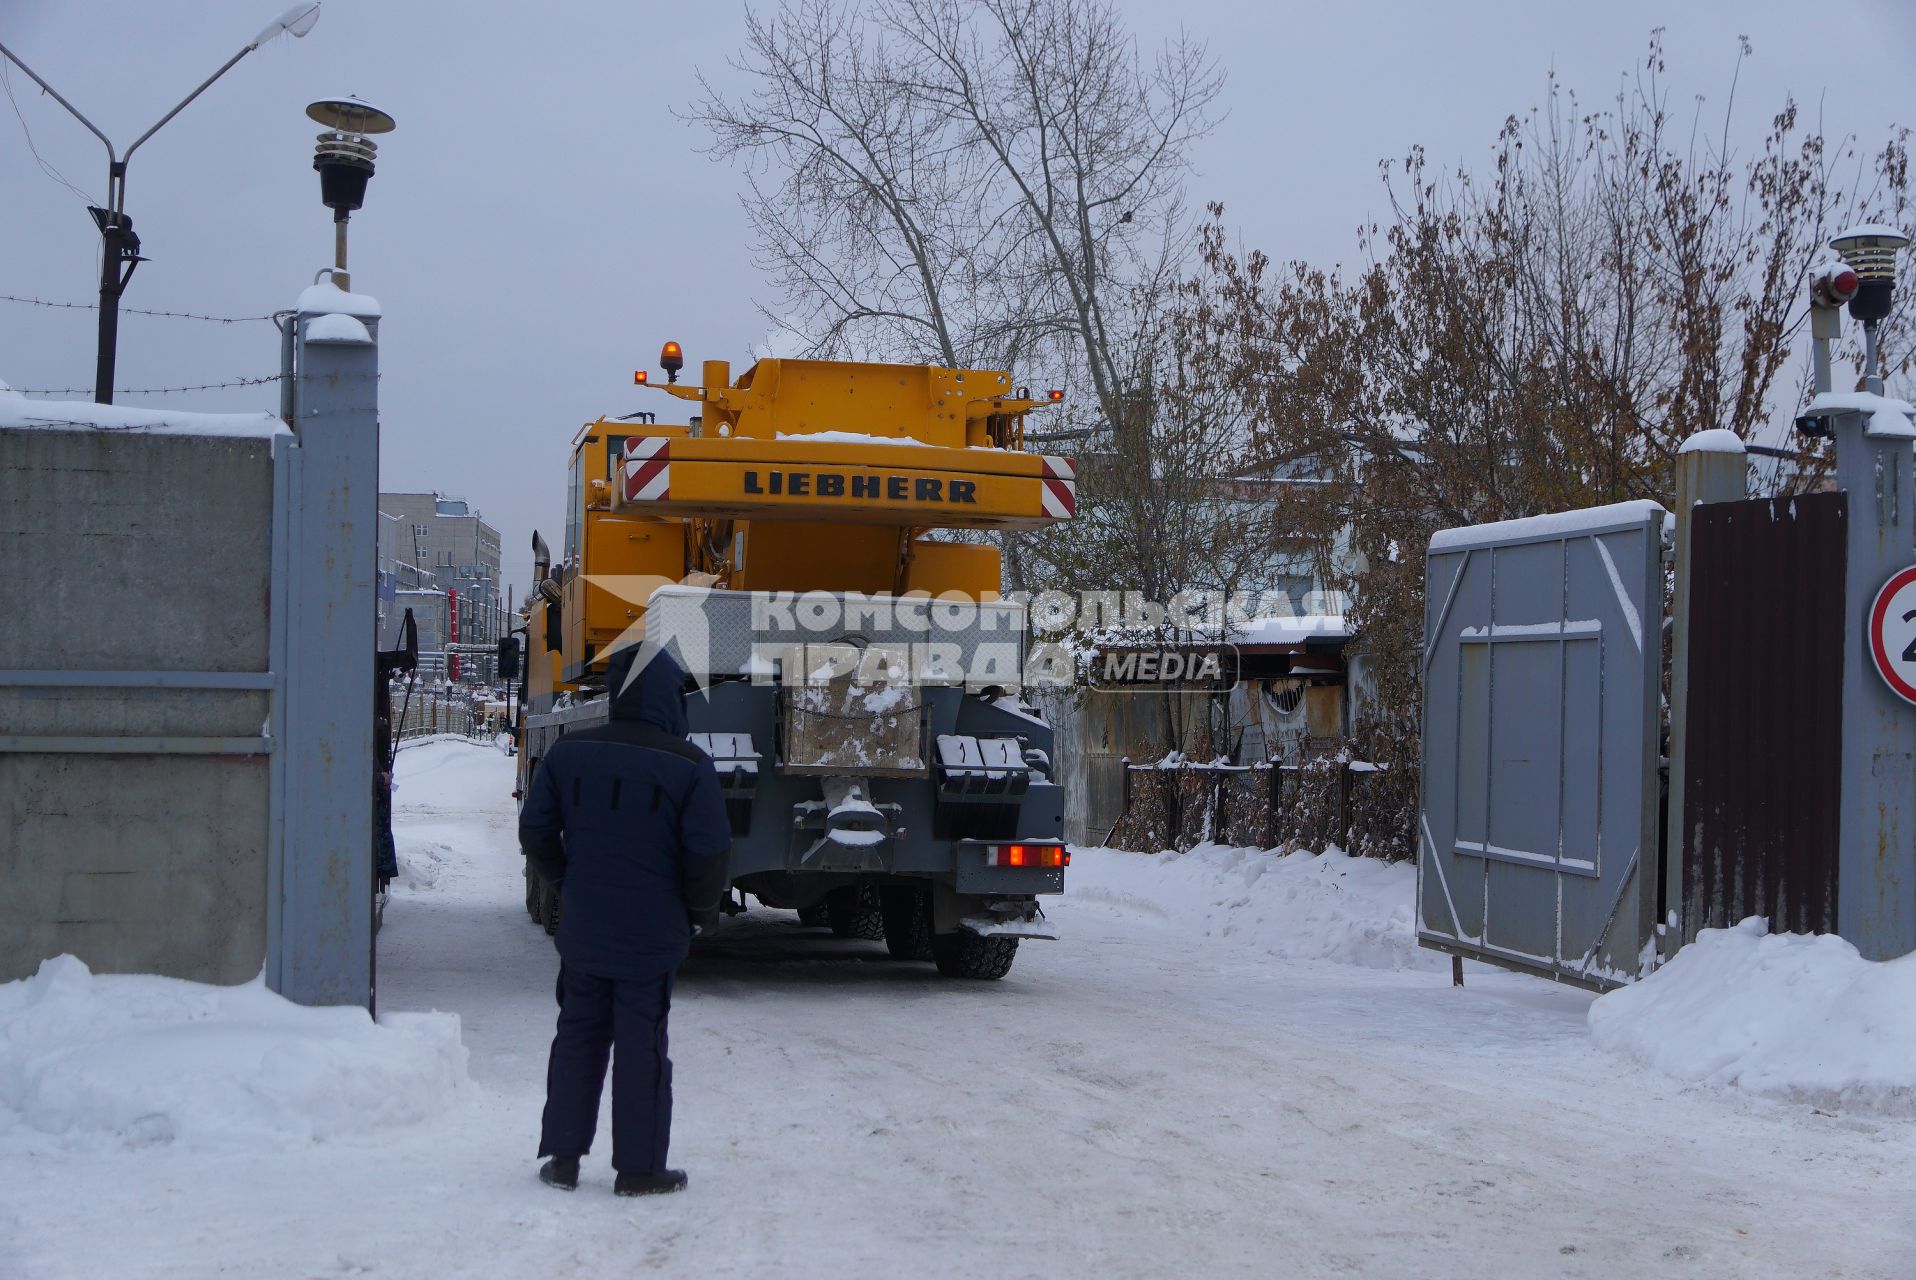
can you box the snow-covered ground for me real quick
[1066,841,1434,972]
[3,740,1914,1278]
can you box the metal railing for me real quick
[392,685,500,743]
[1113,751,1387,853]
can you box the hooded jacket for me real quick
[519,646,732,978]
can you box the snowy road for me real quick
[6,740,1914,1278]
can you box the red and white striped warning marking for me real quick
[1040,454,1076,518]
[623,435,670,502]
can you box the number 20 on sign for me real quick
[1868,565,1916,706]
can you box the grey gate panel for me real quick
[1418,501,1665,988]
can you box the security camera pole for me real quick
[1814,224,1916,959]
[1804,258,1860,396]
[0,4,322,403]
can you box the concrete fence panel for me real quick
[0,419,283,983]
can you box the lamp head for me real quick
[251,2,321,49]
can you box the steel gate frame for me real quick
[1417,500,1666,989]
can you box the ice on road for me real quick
[4,740,1913,1278]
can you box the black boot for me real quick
[614,1169,688,1197]
[539,1156,580,1190]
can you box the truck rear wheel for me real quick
[541,881,561,936]
[827,886,885,940]
[525,866,540,921]
[880,887,934,961]
[931,931,1018,979]
[796,903,829,928]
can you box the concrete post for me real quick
[1663,432,1749,958]
[1831,405,1916,959]
[272,285,381,1007]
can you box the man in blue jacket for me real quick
[520,644,731,1196]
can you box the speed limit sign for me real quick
[1869,565,1916,706]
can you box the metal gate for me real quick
[1681,493,1847,939]
[1419,501,1665,987]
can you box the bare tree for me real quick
[693,0,1241,616]
[883,0,1223,426]
[1189,35,1909,857]
[689,0,984,365]
[691,0,1222,405]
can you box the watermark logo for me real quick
[582,574,708,697]
[1087,644,1239,693]
[577,578,1336,696]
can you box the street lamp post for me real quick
[0,3,321,403]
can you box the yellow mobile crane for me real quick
[516,349,1076,978]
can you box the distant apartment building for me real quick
[377,492,507,682]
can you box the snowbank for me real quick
[394,835,453,891]
[1588,918,1916,1115]
[1067,843,1439,971]
[0,956,467,1152]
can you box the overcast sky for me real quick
[3,0,1911,594]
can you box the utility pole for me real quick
[82,174,143,406]
[0,4,321,403]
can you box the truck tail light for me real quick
[987,843,1066,868]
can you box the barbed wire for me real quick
[0,294,278,324]
[11,374,283,396]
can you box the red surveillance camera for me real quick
[1812,263,1861,309]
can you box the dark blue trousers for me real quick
[538,965,674,1174]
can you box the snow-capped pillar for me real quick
[1662,432,1748,961]
[1831,402,1916,960]
[271,284,382,1008]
